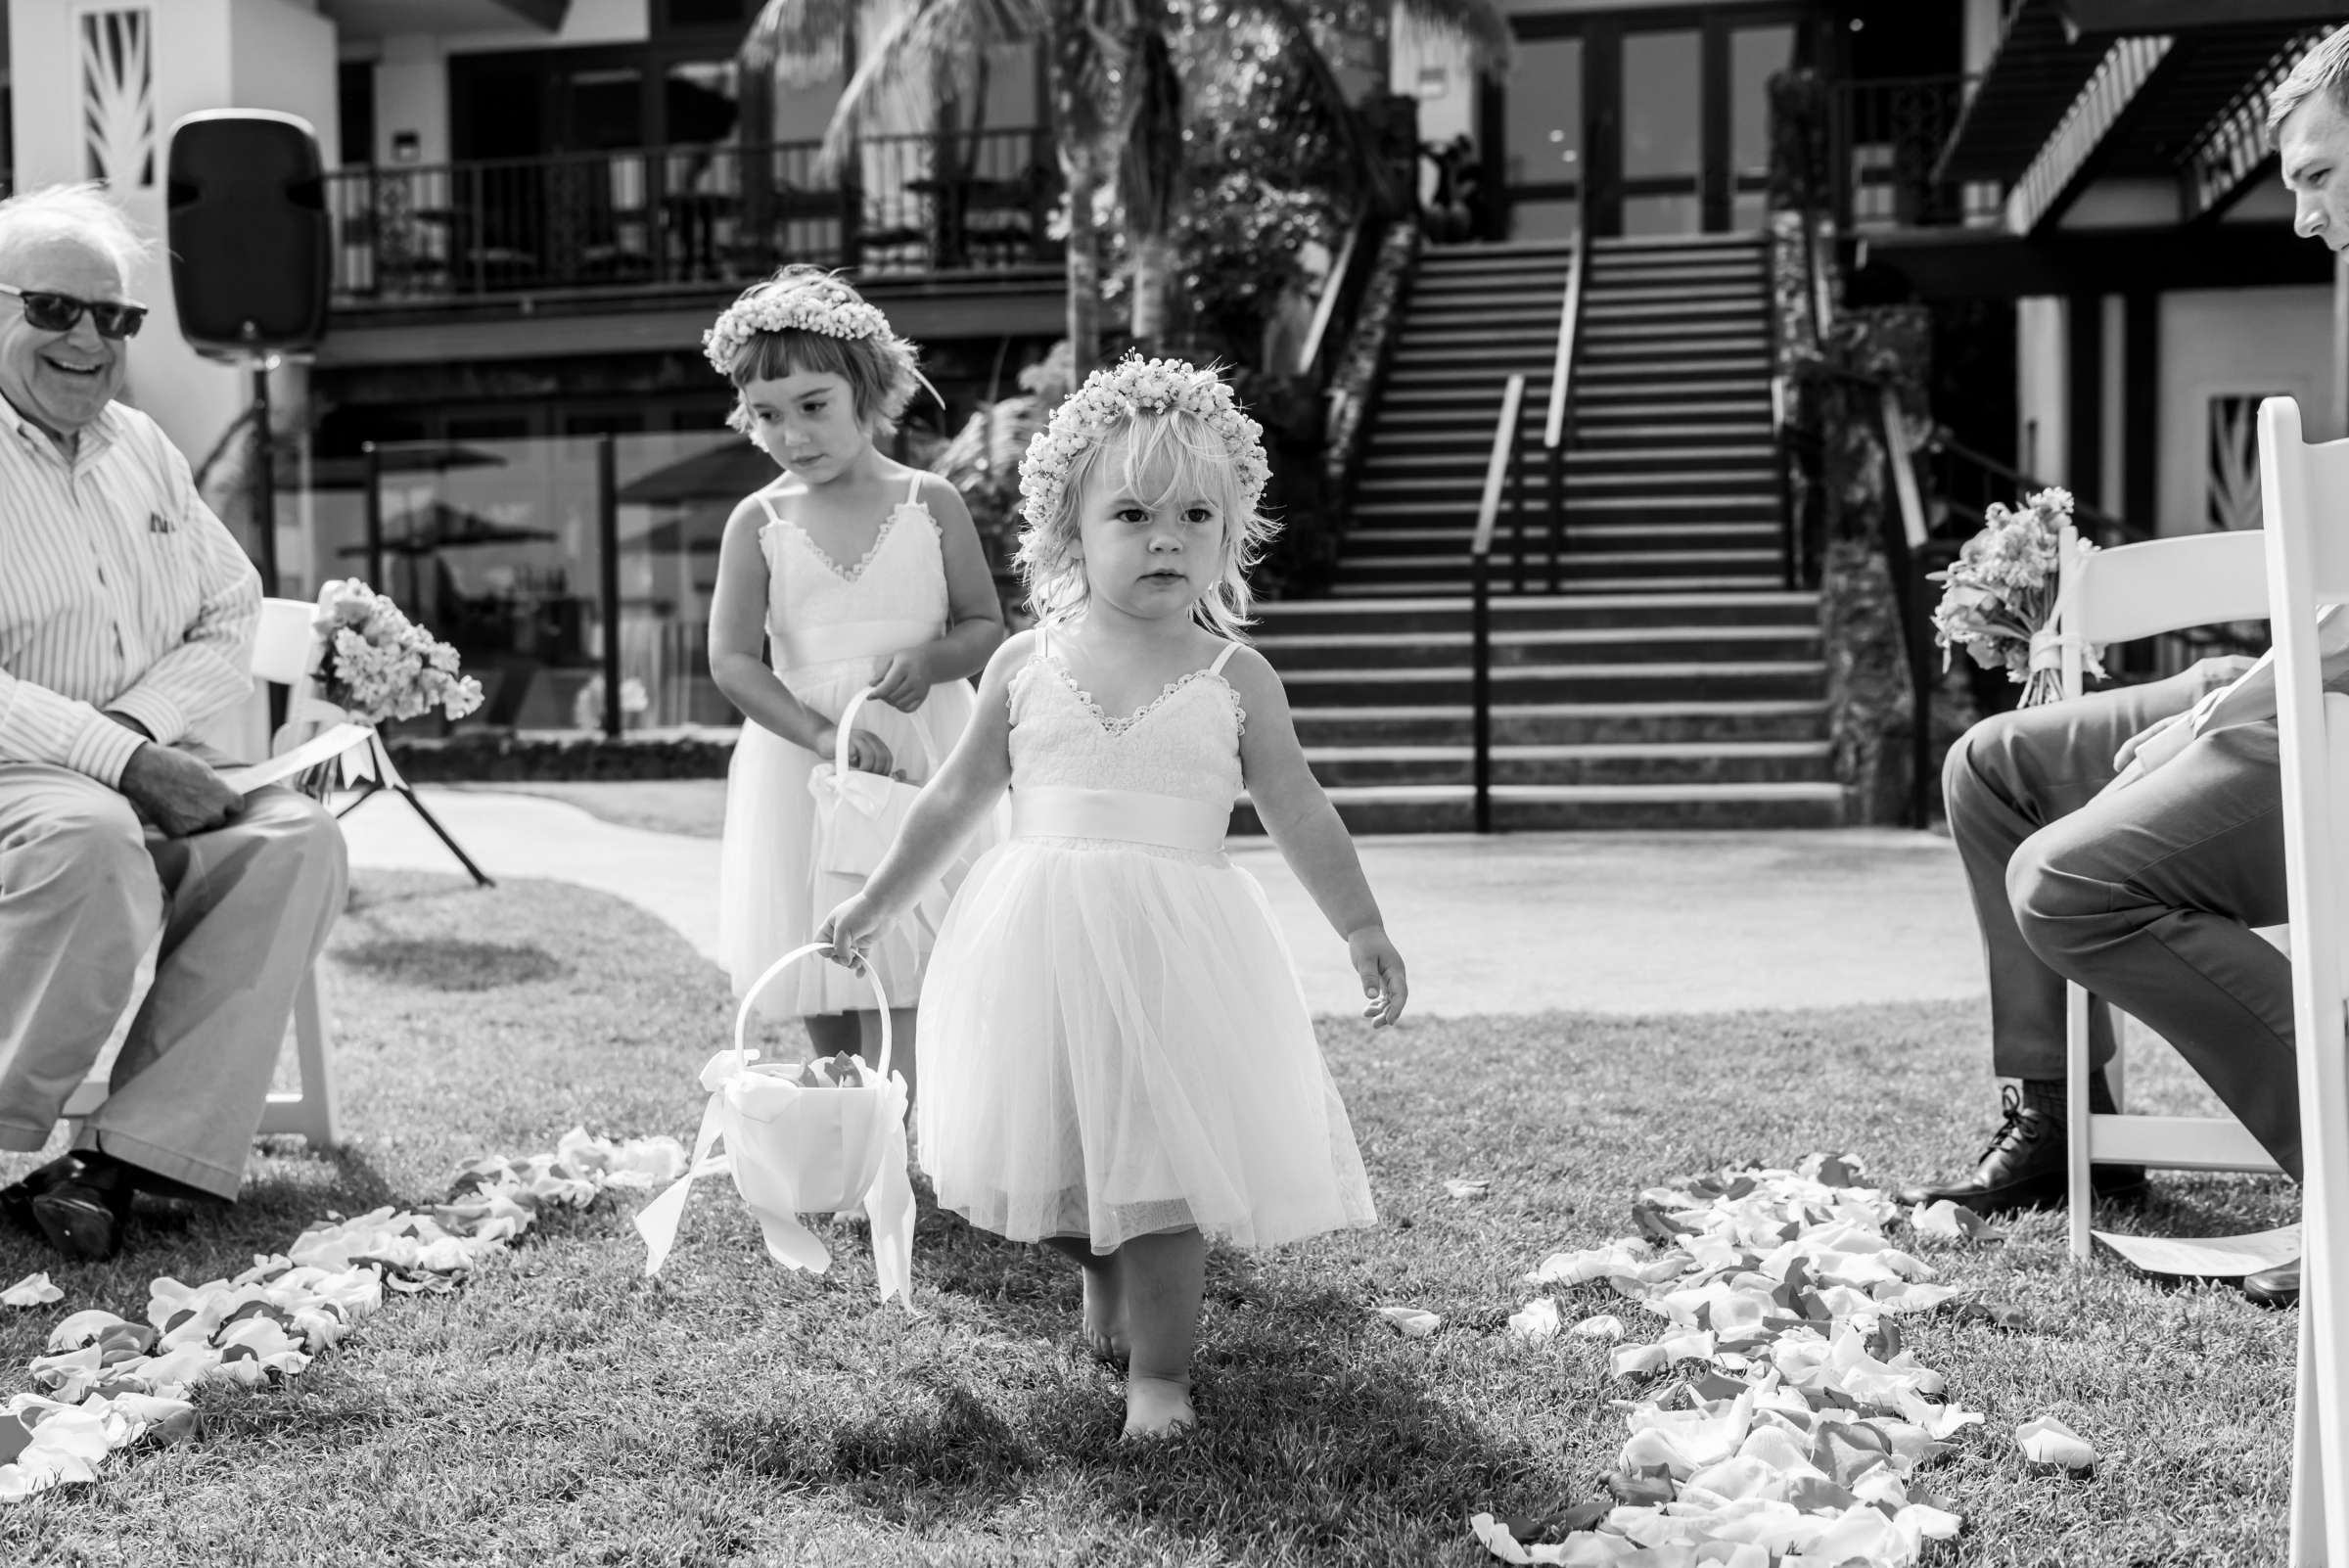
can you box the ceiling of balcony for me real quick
[320,0,569,41]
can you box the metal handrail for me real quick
[1296,209,1367,382]
[1470,374,1530,835]
[1540,225,1590,590]
[1869,390,1937,830]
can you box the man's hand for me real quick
[118,743,244,838]
[867,649,933,713]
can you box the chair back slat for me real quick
[2064,529,2271,647]
[251,598,317,687]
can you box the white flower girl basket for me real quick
[634,943,916,1304]
[807,687,924,880]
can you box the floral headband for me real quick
[1017,355,1271,530]
[702,274,890,375]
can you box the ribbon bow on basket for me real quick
[634,943,916,1305]
[806,687,924,880]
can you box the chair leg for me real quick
[257,963,339,1150]
[2065,981,2096,1261]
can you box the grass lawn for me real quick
[0,872,2299,1566]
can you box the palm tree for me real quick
[742,0,1511,370]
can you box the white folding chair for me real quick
[2256,392,2349,1565]
[60,597,348,1150]
[2054,524,2283,1261]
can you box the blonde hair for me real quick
[1014,408,1278,639]
[0,183,151,285]
[714,266,922,438]
[2269,23,2349,146]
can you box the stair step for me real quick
[1299,740,1835,788]
[1585,285,1767,308]
[1287,699,1829,746]
[1326,575,1790,596]
[1255,590,1819,634]
[1229,781,1845,836]
[1257,624,1820,669]
[1275,661,1832,705]
[1583,301,1764,327]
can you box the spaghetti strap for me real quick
[1207,642,1241,677]
[753,488,788,529]
[904,468,926,507]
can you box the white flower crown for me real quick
[1017,355,1270,530]
[702,275,890,375]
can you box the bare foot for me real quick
[1082,1264,1128,1367]
[1122,1374,1196,1439]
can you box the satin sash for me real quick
[1011,785,1230,853]
[776,617,936,672]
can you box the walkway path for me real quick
[340,786,1985,1018]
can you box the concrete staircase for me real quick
[1241,232,1844,833]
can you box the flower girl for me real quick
[707,267,1004,1099]
[819,356,1405,1438]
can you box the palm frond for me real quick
[740,0,858,91]
[1392,0,1515,73]
[819,0,1046,174]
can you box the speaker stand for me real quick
[246,354,280,596]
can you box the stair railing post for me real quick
[1545,226,1588,594]
[1470,374,1526,837]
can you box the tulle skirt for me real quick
[717,662,990,1017]
[915,837,1377,1252]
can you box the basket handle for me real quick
[832,686,879,777]
[734,941,894,1082]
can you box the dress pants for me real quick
[1943,655,2302,1180]
[0,758,347,1198]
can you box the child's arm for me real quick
[708,498,892,768]
[819,631,1026,962]
[868,476,1008,711]
[1223,646,1408,1027]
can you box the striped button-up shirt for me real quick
[0,396,260,787]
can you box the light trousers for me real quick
[1943,655,2301,1180]
[0,759,347,1197]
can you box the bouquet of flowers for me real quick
[312,579,485,726]
[1925,486,2101,708]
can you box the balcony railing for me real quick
[1826,75,2006,234]
[326,127,1061,303]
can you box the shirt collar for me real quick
[0,394,120,466]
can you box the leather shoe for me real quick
[2242,1257,2301,1309]
[0,1155,85,1236]
[28,1154,136,1261]
[1895,1084,2148,1215]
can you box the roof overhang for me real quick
[319,0,570,41]
[1856,222,2333,300]
[2055,1,2347,38]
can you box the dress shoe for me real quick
[0,1155,86,1236]
[2242,1257,2301,1309]
[1896,1084,2148,1215]
[28,1153,136,1261]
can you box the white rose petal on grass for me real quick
[1911,1199,2003,1244]
[1572,1314,1627,1341]
[2,1274,62,1309]
[1445,1177,1492,1201]
[1508,1298,1562,1343]
[2016,1414,2098,1471]
[1374,1305,1442,1338]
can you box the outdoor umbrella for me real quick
[614,441,775,506]
[307,445,508,490]
[338,501,558,556]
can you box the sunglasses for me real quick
[0,284,147,340]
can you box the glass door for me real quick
[1497,36,1583,242]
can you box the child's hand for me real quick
[868,650,933,713]
[1348,927,1407,1027]
[818,723,896,775]
[815,896,881,969]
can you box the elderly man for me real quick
[1902,29,2349,1310]
[0,184,346,1261]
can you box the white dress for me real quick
[716,469,992,1018]
[915,629,1378,1253]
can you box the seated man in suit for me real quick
[0,183,347,1260]
[1901,27,2349,1311]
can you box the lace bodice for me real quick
[756,469,946,678]
[1007,639,1246,807]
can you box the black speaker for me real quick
[165,110,331,356]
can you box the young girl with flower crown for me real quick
[707,267,1004,1100]
[818,356,1405,1439]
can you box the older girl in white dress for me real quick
[706,268,1003,1099]
[819,357,1406,1439]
